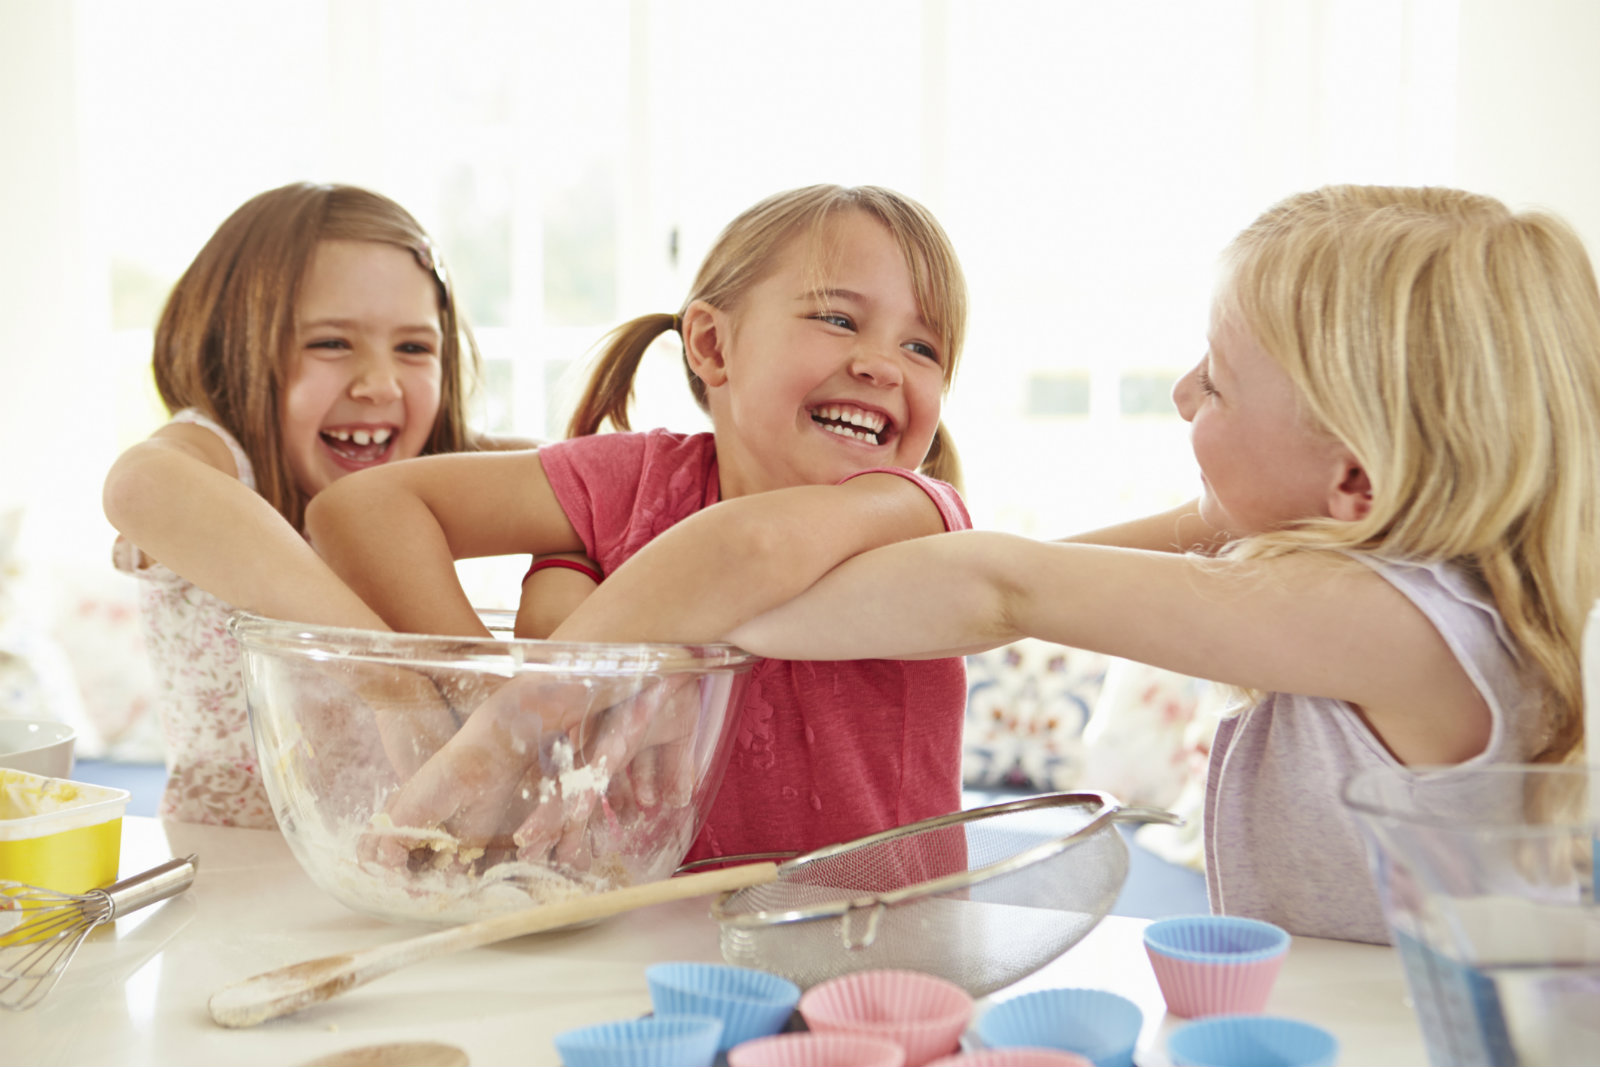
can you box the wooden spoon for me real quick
[298,1041,469,1067]
[210,861,777,1028]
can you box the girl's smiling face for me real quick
[1172,305,1354,536]
[282,240,444,500]
[690,210,947,498]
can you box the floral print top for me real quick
[112,409,276,828]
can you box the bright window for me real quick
[69,0,1461,565]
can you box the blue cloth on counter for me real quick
[70,759,163,817]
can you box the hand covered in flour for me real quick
[356,667,711,876]
[358,674,608,872]
[509,673,707,871]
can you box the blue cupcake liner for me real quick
[647,962,802,1051]
[976,987,1142,1067]
[1143,915,1290,965]
[553,1013,725,1067]
[1166,1014,1339,1067]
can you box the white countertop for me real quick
[4,817,1427,1066]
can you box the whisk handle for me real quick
[100,855,199,919]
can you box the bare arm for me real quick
[472,431,545,452]
[103,423,387,630]
[516,554,601,639]
[729,530,1489,765]
[305,449,587,637]
[547,472,948,645]
[1062,499,1230,553]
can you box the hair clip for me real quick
[413,238,450,300]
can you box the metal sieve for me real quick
[705,791,1180,996]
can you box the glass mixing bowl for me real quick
[230,611,757,925]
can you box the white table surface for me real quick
[3,816,1427,1066]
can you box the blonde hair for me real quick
[152,181,481,530]
[1219,184,1600,764]
[565,184,967,488]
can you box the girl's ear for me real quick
[681,300,729,389]
[1328,459,1373,521]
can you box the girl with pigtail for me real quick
[732,184,1600,942]
[308,184,974,869]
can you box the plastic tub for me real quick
[0,768,129,892]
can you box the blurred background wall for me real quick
[3,0,1598,594]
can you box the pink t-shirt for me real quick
[538,428,972,863]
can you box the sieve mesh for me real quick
[710,791,1173,996]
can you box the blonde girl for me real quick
[307,184,971,868]
[103,181,534,827]
[732,185,1600,942]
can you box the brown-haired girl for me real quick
[306,184,972,867]
[103,181,534,827]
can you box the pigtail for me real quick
[565,313,681,438]
[919,421,964,495]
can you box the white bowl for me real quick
[0,719,76,778]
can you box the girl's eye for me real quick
[903,340,941,363]
[307,338,351,354]
[813,312,853,330]
[1196,367,1218,396]
[397,341,438,358]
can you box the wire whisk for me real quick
[1,854,198,1010]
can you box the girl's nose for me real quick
[350,352,403,403]
[849,341,903,387]
[1172,362,1201,422]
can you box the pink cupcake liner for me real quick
[799,969,974,1067]
[728,1031,908,1067]
[1142,916,1291,1018]
[1144,950,1286,1017]
[927,1047,1093,1066]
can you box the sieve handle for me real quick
[1108,806,1183,827]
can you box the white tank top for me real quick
[1203,556,1545,943]
[112,409,277,828]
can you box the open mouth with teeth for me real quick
[810,404,890,446]
[321,426,396,465]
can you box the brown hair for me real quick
[152,181,481,529]
[564,184,967,488]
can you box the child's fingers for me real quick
[607,763,641,822]
[656,737,695,808]
[641,676,702,747]
[512,788,567,863]
[640,677,702,809]
[583,687,656,764]
[358,818,425,869]
[629,744,661,809]
[351,665,461,779]
[373,733,530,865]
[550,775,602,869]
